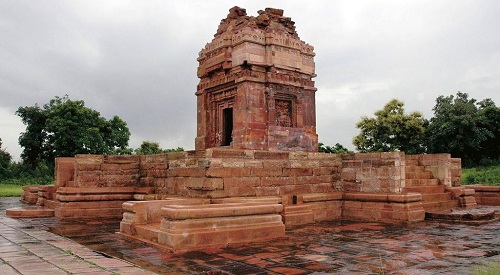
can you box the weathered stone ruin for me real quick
[196,6,317,152]
[7,6,499,252]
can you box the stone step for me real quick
[405,179,440,187]
[135,223,161,243]
[425,208,499,225]
[422,200,457,213]
[405,170,433,179]
[404,185,446,194]
[6,207,55,218]
[421,193,452,202]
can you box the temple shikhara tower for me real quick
[195,7,318,151]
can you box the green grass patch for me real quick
[0,183,24,197]
[471,259,500,275]
[462,165,500,186]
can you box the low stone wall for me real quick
[341,193,425,224]
[468,185,500,206]
[74,155,141,188]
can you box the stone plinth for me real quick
[119,200,286,252]
[342,193,425,224]
[158,202,285,251]
[53,187,152,219]
[468,185,500,206]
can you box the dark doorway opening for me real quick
[221,108,233,146]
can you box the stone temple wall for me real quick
[57,150,458,198]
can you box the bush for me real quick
[462,165,500,186]
[2,160,54,186]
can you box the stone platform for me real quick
[8,149,488,251]
[2,198,499,274]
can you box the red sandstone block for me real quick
[167,168,206,177]
[224,177,260,187]
[206,167,251,177]
[121,163,140,170]
[211,149,247,158]
[318,159,342,167]
[185,178,223,191]
[342,160,363,168]
[225,186,257,197]
[303,192,343,202]
[100,163,121,171]
[77,164,101,171]
[156,215,285,251]
[244,160,264,168]
[254,151,289,160]
[380,152,404,159]
[162,203,283,220]
[313,167,338,176]
[77,173,100,182]
[221,158,246,168]
[296,175,332,185]
[261,176,293,186]
[278,184,313,195]
[283,168,313,177]
[76,154,104,164]
[262,160,290,168]
[344,193,388,202]
[478,197,500,206]
[289,152,308,160]
[104,155,139,164]
[341,169,356,181]
[290,160,319,169]
[251,167,283,177]
[255,187,280,196]
[307,152,341,160]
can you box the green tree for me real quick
[0,138,13,180]
[164,147,184,153]
[134,141,163,155]
[318,142,352,154]
[353,99,426,154]
[16,95,131,168]
[426,92,499,167]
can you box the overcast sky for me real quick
[1,0,499,160]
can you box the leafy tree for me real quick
[16,95,130,168]
[426,92,500,167]
[318,142,352,154]
[353,99,426,154]
[164,147,184,153]
[134,141,163,155]
[0,138,13,180]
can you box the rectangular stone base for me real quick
[468,185,500,206]
[342,193,425,224]
[120,201,285,252]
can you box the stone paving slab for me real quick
[2,197,500,274]
[0,199,156,275]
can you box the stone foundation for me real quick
[9,149,481,251]
[468,185,500,206]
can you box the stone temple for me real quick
[7,7,499,252]
[196,6,317,152]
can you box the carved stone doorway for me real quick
[221,107,233,146]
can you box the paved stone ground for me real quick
[0,198,155,275]
[1,197,499,274]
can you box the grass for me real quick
[471,259,500,275]
[462,165,500,186]
[0,183,24,197]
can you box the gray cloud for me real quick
[1,0,499,159]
